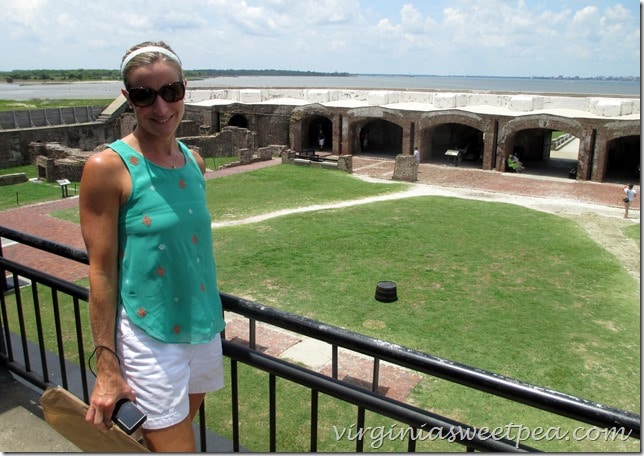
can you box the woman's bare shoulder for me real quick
[188,148,206,174]
[81,147,128,189]
[85,147,123,168]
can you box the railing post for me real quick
[0,240,7,293]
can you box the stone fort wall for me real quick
[0,88,639,183]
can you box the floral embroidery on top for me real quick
[192,234,198,245]
[129,156,139,166]
[179,179,186,189]
[137,307,147,318]
[200,283,206,293]
[157,266,166,277]
[142,215,152,227]
[173,324,181,334]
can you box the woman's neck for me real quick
[127,131,177,157]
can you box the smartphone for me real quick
[111,399,147,435]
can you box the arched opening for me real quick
[228,114,248,128]
[606,135,640,183]
[547,131,580,177]
[304,115,333,154]
[509,128,580,179]
[425,123,483,167]
[359,120,402,157]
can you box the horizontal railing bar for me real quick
[221,293,640,438]
[0,226,88,265]
[0,257,88,300]
[223,340,536,452]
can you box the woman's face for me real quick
[122,61,185,140]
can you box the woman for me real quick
[80,41,225,451]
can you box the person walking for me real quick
[79,41,225,452]
[623,183,637,218]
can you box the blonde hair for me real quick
[120,41,183,86]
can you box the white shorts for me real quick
[116,307,224,430]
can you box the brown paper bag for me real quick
[40,386,149,452]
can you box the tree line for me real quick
[1,69,350,83]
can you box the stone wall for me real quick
[0,106,103,130]
[179,126,257,159]
[0,88,639,183]
[392,154,418,182]
[185,88,640,118]
[31,142,93,182]
[0,121,114,169]
[0,173,27,186]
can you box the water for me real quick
[0,75,638,100]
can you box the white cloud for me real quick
[0,0,638,76]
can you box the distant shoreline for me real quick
[0,70,639,85]
[0,75,639,100]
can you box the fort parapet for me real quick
[0,87,639,183]
[183,87,639,182]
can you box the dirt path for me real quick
[571,212,640,279]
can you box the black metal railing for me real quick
[0,225,640,452]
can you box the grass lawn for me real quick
[0,165,77,210]
[0,98,113,111]
[2,164,639,452]
[208,184,639,451]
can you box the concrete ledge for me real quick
[0,368,80,452]
[0,172,28,186]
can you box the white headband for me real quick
[120,46,182,78]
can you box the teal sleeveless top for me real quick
[111,139,225,344]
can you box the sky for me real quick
[1,0,640,77]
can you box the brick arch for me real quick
[289,104,334,152]
[417,109,487,132]
[416,110,489,165]
[594,120,641,182]
[497,114,586,172]
[601,120,640,141]
[343,107,405,155]
[499,114,585,145]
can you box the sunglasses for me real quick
[127,81,186,107]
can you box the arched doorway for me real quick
[305,115,332,153]
[606,135,640,183]
[359,119,402,157]
[510,128,580,179]
[425,123,483,166]
[228,114,249,128]
[500,116,586,179]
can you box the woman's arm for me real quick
[79,149,135,430]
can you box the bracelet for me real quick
[88,345,120,377]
